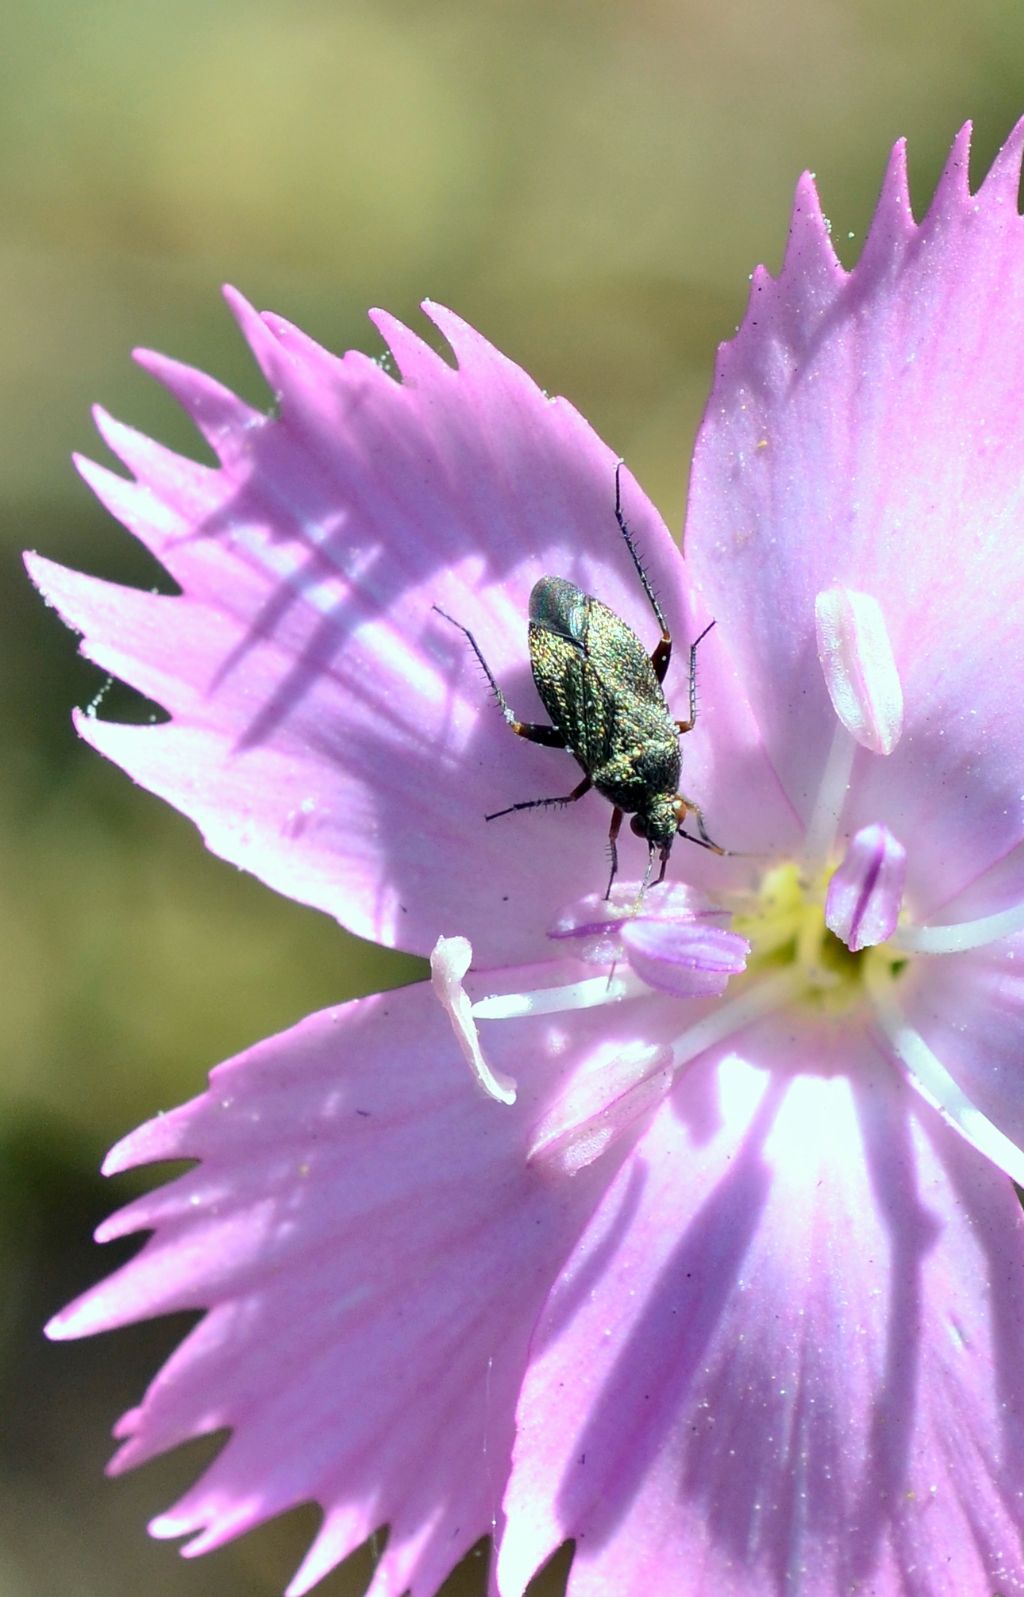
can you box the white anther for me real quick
[815,587,904,755]
[429,934,517,1105]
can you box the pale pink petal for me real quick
[47,971,686,1597]
[826,822,907,950]
[498,1023,1024,1596]
[26,292,764,964]
[686,121,1024,915]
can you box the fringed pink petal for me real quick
[48,974,676,1597]
[130,352,266,465]
[498,1023,1024,1597]
[32,292,750,963]
[686,119,1024,918]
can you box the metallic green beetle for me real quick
[436,465,724,898]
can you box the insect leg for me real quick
[434,605,566,747]
[604,806,625,899]
[486,775,592,822]
[676,797,728,856]
[675,620,716,733]
[614,462,673,681]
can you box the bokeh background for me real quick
[3,2,1024,1592]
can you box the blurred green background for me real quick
[3,1,1023,1592]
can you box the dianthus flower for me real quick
[30,121,1024,1596]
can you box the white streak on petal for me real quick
[868,967,1024,1186]
[429,935,516,1104]
[825,823,907,950]
[527,1041,674,1176]
[894,898,1024,954]
[815,587,904,755]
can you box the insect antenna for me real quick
[613,461,669,636]
[433,605,511,722]
[677,828,726,854]
[676,800,728,856]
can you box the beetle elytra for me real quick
[435,464,725,898]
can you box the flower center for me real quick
[731,859,906,1017]
[431,584,1024,1185]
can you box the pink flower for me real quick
[29,119,1024,1596]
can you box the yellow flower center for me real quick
[731,860,906,1016]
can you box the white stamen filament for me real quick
[472,968,650,1019]
[893,899,1024,955]
[668,966,805,1070]
[515,972,800,1176]
[433,924,799,1163]
[866,960,1024,1186]
[801,721,857,876]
